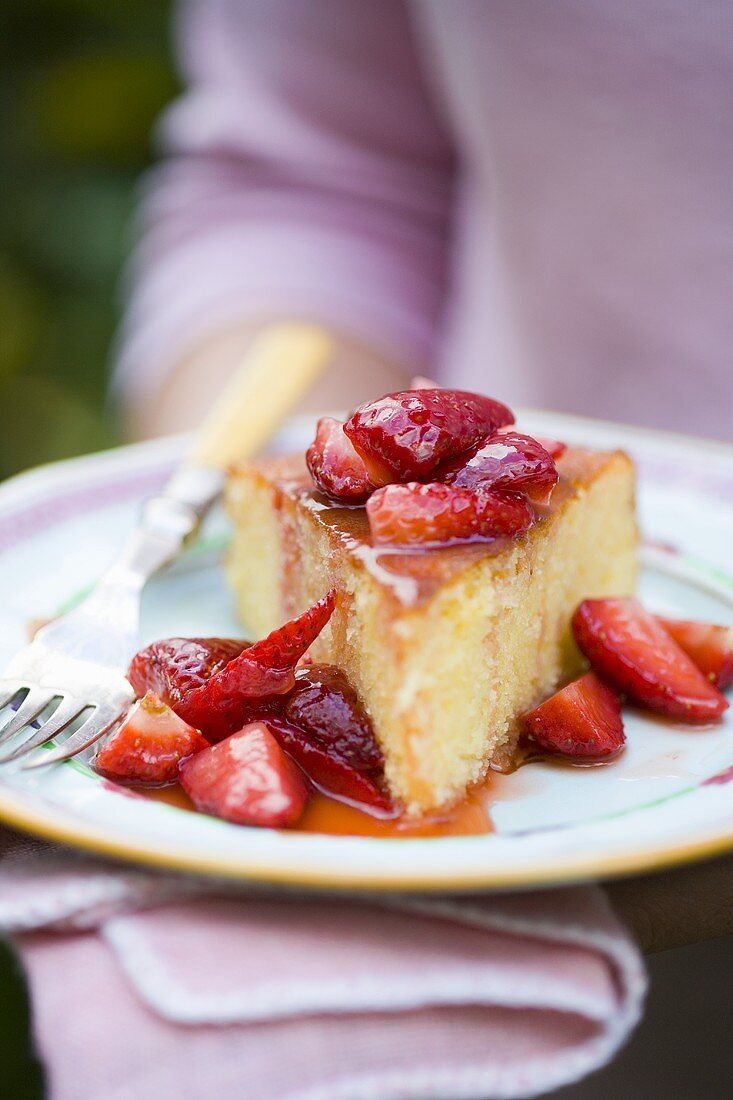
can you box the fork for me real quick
[0,323,332,770]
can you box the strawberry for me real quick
[656,618,733,689]
[344,389,514,482]
[219,664,390,814]
[437,431,559,505]
[537,438,567,461]
[179,722,309,827]
[573,598,729,723]
[129,638,251,710]
[522,673,625,759]
[267,718,392,812]
[306,416,378,502]
[495,425,566,461]
[284,664,384,771]
[129,591,337,741]
[366,482,533,546]
[94,691,208,784]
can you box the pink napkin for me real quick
[0,829,646,1100]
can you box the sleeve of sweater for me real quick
[113,0,455,403]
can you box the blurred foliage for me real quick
[0,0,178,478]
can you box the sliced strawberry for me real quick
[129,638,250,710]
[306,416,379,502]
[179,722,309,827]
[267,718,392,813]
[437,431,559,505]
[495,424,567,461]
[129,592,337,741]
[256,664,390,813]
[285,664,384,771]
[94,691,208,784]
[537,437,567,461]
[573,598,729,723]
[366,482,533,547]
[522,672,625,759]
[657,618,733,689]
[344,389,514,482]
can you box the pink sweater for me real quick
[116,0,733,439]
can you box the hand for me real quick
[606,852,733,952]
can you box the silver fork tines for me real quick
[0,693,85,765]
[20,704,123,770]
[0,662,133,769]
[0,685,52,745]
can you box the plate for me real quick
[0,412,732,892]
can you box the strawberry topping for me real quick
[94,691,209,784]
[657,617,733,690]
[572,598,729,723]
[366,482,533,547]
[129,592,336,741]
[535,437,567,461]
[284,664,384,771]
[306,416,378,502]
[522,672,625,759]
[179,722,309,827]
[268,718,392,812]
[437,430,559,506]
[129,638,250,710]
[269,664,390,811]
[344,389,514,482]
[495,425,566,461]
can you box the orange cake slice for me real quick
[225,447,638,814]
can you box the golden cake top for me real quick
[231,447,630,607]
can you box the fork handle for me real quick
[101,322,333,588]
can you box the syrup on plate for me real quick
[111,727,616,838]
[146,777,495,838]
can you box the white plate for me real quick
[0,411,732,892]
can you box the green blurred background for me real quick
[0,0,178,480]
[1,3,177,1095]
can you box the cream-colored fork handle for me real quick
[188,321,333,470]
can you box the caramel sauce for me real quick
[116,744,617,839]
[299,781,494,838]
[144,777,495,838]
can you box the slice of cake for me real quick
[226,444,638,815]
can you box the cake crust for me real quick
[226,448,638,813]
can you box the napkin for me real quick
[0,828,646,1100]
